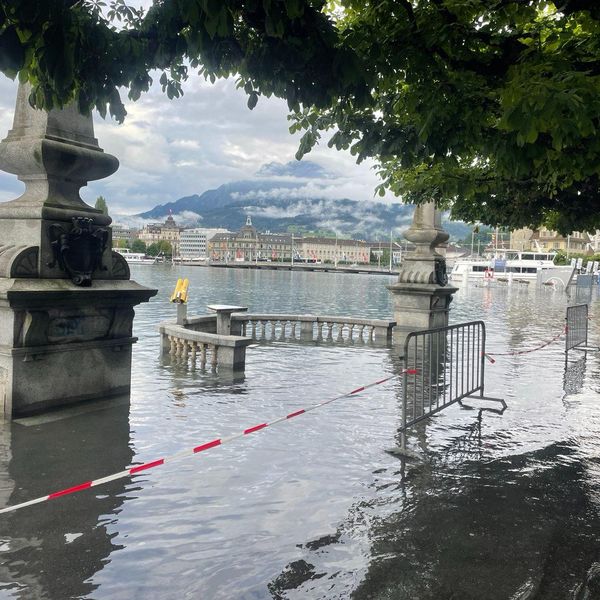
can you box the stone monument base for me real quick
[388,282,458,351]
[0,278,155,418]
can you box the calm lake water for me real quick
[0,265,598,599]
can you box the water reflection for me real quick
[564,355,587,396]
[0,402,133,600]
[349,441,600,599]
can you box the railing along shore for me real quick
[160,313,396,371]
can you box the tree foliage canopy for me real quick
[94,195,108,214]
[130,238,147,253]
[0,0,368,120]
[294,0,600,233]
[147,240,172,256]
[1,0,600,233]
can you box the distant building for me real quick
[138,213,184,254]
[510,228,592,253]
[112,225,139,245]
[298,237,370,264]
[208,216,292,261]
[179,228,229,260]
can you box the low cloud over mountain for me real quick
[120,161,469,240]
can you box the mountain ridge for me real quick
[131,161,470,240]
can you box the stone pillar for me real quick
[0,83,157,418]
[216,343,250,371]
[388,202,458,350]
[215,312,231,335]
[300,317,316,341]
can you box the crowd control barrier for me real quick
[566,304,589,353]
[400,321,505,433]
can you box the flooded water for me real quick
[0,265,599,599]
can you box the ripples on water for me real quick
[0,265,598,599]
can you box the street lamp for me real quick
[291,235,295,267]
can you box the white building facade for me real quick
[298,237,371,264]
[179,228,230,259]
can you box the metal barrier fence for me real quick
[569,274,594,306]
[577,274,594,288]
[400,321,504,433]
[566,304,588,352]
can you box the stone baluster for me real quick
[190,341,197,365]
[349,324,355,341]
[169,335,176,355]
[200,343,207,366]
[211,345,218,368]
[357,325,365,341]
[326,322,334,341]
[337,325,344,342]
[317,322,323,340]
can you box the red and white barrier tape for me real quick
[483,326,567,362]
[0,369,417,516]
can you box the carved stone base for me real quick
[387,282,458,352]
[0,278,156,418]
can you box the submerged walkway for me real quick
[207,261,399,276]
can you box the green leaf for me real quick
[0,26,25,73]
[247,91,259,109]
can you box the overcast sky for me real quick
[0,70,397,216]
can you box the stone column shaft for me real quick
[388,202,457,350]
[0,83,156,418]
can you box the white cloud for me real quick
[112,210,203,228]
[0,74,399,214]
[171,139,202,150]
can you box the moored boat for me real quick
[113,248,157,265]
[449,249,558,281]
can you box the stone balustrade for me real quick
[159,313,396,372]
[231,314,395,344]
[159,323,252,371]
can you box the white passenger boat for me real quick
[449,250,558,281]
[113,248,157,265]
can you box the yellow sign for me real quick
[170,278,189,304]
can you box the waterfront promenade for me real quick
[194,260,400,276]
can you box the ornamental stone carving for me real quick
[47,217,108,286]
